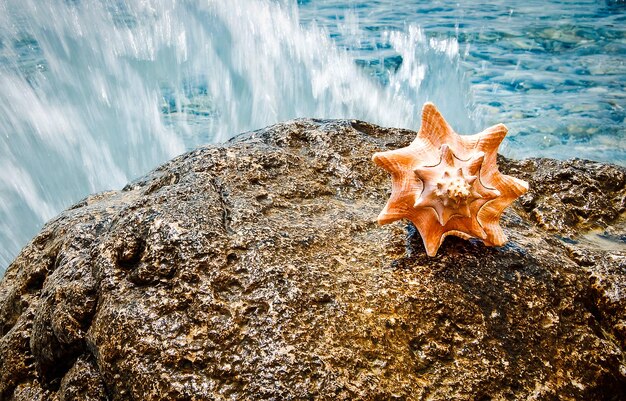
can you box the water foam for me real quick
[0,0,473,272]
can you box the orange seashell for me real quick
[373,102,529,256]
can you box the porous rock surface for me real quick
[0,119,625,401]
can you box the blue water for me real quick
[297,0,626,161]
[0,0,624,274]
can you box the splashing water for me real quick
[298,0,626,164]
[0,0,475,272]
[3,0,624,273]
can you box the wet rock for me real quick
[502,157,626,233]
[0,119,625,400]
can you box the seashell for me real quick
[372,102,529,256]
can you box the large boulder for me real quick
[0,119,625,400]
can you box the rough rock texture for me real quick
[0,119,625,401]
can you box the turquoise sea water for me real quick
[298,0,626,161]
[0,0,624,273]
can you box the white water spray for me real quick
[0,0,474,272]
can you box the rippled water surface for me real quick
[298,0,626,161]
[0,0,624,273]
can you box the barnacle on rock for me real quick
[373,102,528,256]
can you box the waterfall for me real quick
[0,0,474,273]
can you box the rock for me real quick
[0,119,625,400]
